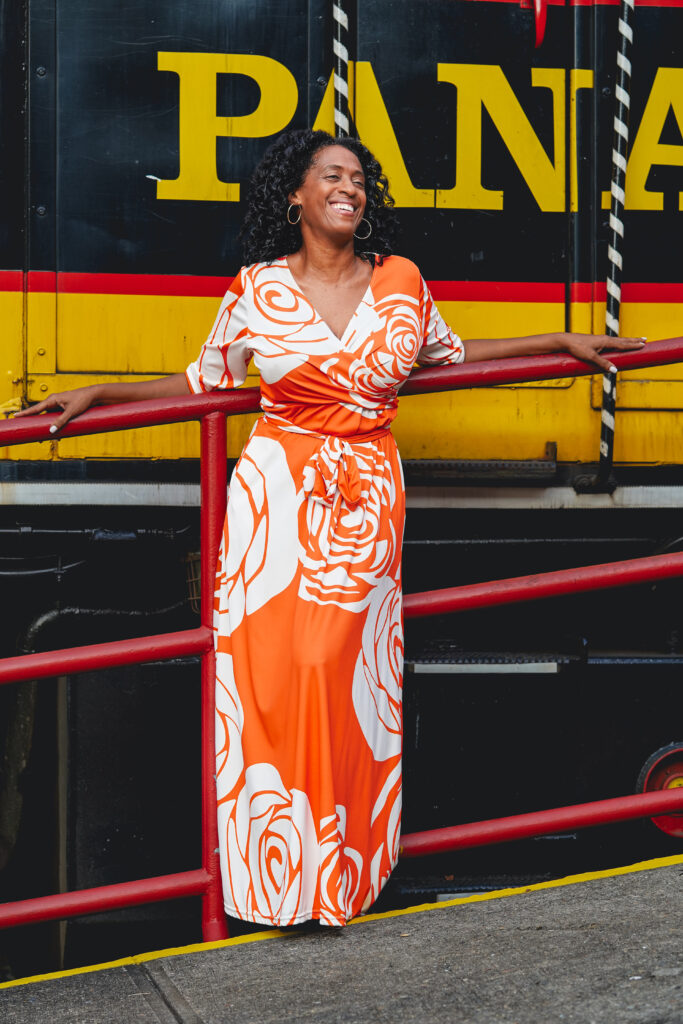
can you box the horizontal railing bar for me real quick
[1,336,682,448]
[0,868,210,929]
[403,550,683,619]
[0,388,262,446]
[399,789,683,858]
[400,334,683,395]
[0,627,212,686]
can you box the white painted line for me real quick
[2,482,683,511]
[406,485,683,510]
[0,482,201,506]
[409,662,559,674]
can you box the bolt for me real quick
[37,347,46,355]
[36,66,47,77]
[602,86,611,98]
[36,205,47,216]
[40,384,48,392]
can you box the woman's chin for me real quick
[312,222,357,246]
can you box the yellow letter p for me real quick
[156,52,298,202]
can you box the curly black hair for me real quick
[239,129,398,266]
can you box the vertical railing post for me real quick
[199,412,229,940]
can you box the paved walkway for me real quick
[2,855,682,1024]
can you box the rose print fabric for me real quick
[186,254,464,926]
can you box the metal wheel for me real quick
[636,743,683,839]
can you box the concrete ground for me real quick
[1,855,681,1024]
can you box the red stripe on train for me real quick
[2,272,683,303]
[464,0,683,6]
[58,272,233,296]
[569,283,683,303]
[430,281,563,301]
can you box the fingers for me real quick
[12,395,63,418]
[565,333,647,374]
[595,335,646,349]
[50,405,80,433]
[11,388,95,433]
[11,392,83,433]
[589,335,646,371]
[569,345,617,373]
[590,353,619,374]
[611,337,647,348]
[565,341,618,373]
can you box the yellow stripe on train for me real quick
[3,291,683,464]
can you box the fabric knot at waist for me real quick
[262,413,390,508]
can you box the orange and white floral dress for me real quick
[186,254,464,927]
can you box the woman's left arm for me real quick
[463,333,645,373]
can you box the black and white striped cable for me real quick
[333,3,349,137]
[598,0,634,480]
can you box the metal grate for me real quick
[184,550,201,614]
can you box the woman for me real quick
[15,129,644,928]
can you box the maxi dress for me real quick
[185,254,464,927]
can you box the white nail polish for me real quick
[609,365,617,374]
[49,425,57,434]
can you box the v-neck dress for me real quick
[186,254,464,926]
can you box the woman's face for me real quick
[289,145,367,243]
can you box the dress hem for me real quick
[221,852,400,930]
[223,904,346,928]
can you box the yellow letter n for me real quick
[156,52,298,202]
[436,64,565,212]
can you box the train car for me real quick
[1,0,682,978]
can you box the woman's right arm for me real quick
[12,373,191,433]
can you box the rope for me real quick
[333,2,349,137]
[596,0,635,487]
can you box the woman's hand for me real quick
[13,385,102,433]
[12,374,191,433]
[557,332,646,374]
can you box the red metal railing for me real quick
[0,399,245,939]
[400,790,683,858]
[1,337,683,935]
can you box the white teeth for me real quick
[331,202,354,213]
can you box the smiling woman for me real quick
[13,127,644,930]
[286,145,375,340]
[239,129,397,268]
[188,218,465,928]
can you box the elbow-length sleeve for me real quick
[185,269,252,393]
[416,276,465,366]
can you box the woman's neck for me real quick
[288,237,360,284]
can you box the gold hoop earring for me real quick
[287,203,302,225]
[354,218,372,240]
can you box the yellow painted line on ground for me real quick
[353,851,683,925]
[2,852,681,991]
[0,927,287,991]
